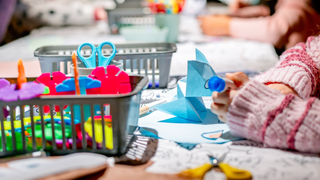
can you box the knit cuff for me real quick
[226,80,286,142]
[254,65,312,99]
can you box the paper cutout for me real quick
[138,110,240,144]
[156,49,217,122]
[201,130,224,140]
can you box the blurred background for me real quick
[0,0,279,78]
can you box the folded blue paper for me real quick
[156,49,217,122]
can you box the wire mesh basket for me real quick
[34,42,177,89]
[0,75,148,157]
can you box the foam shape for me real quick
[90,65,131,94]
[56,77,101,94]
[37,72,68,112]
[155,49,217,122]
[0,79,10,89]
[118,71,131,93]
[0,82,45,102]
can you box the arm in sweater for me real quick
[227,80,320,153]
[255,35,320,99]
[229,0,315,48]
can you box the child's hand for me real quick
[211,72,249,122]
[198,15,231,36]
[229,0,250,13]
[267,83,299,96]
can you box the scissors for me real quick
[179,152,252,180]
[77,41,117,68]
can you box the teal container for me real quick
[155,14,180,43]
[119,26,169,42]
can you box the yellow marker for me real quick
[84,116,113,149]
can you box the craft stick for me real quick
[17,59,27,89]
[72,52,81,95]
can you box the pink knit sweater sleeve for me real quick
[229,0,316,48]
[226,80,320,153]
[255,35,320,99]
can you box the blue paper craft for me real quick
[156,49,217,122]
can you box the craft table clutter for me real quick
[0,2,318,179]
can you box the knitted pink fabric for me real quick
[227,80,320,153]
[227,35,320,153]
[255,36,320,99]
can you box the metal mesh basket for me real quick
[34,42,177,89]
[0,75,147,158]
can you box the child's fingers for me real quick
[218,115,227,123]
[210,102,229,115]
[225,72,249,87]
[212,91,231,105]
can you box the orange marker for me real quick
[72,52,81,95]
[17,59,27,89]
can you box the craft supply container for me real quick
[0,75,147,157]
[70,60,123,76]
[34,42,177,88]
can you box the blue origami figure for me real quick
[156,49,217,122]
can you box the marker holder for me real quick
[34,42,176,89]
[0,75,147,157]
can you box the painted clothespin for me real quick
[90,65,131,95]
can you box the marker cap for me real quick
[208,76,226,93]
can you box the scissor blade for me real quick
[217,152,228,163]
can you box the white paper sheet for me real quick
[147,139,320,180]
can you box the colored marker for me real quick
[208,76,237,93]
[72,52,81,95]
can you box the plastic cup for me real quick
[155,14,180,43]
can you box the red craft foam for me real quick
[90,65,132,95]
[37,72,68,113]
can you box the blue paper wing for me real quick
[186,60,217,97]
[156,98,203,122]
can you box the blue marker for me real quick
[208,76,237,93]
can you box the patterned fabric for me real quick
[227,35,320,153]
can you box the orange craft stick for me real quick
[72,52,81,95]
[17,59,27,89]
